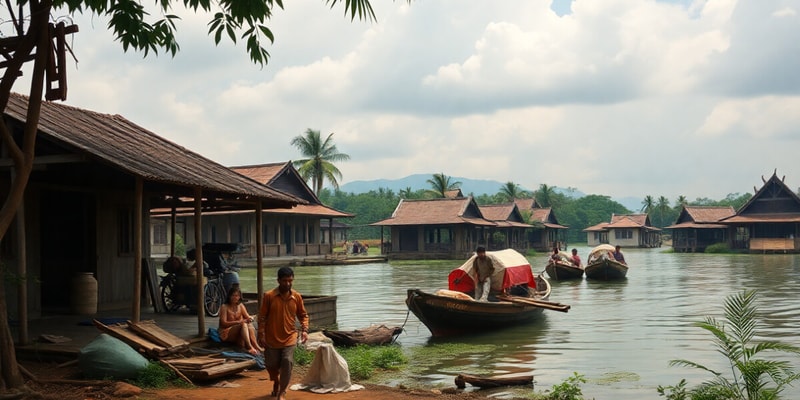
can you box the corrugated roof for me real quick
[372,197,495,226]
[6,93,299,207]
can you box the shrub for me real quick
[338,344,407,380]
[703,243,730,253]
[658,290,800,400]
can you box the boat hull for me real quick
[406,287,549,337]
[545,261,584,280]
[584,259,628,280]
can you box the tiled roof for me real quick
[684,206,736,223]
[6,93,299,207]
[721,213,800,223]
[231,162,354,218]
[444,189,464,198]
[231,163,287,185]
[514,198,540,210]
[479,204,517,221]
[372,197,495,226]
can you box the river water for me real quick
[240,247,800,399]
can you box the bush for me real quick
[703,243,730,253]
[132,362,185,389]
[658,290,800,399]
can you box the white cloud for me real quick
[6,0,800,201]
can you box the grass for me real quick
[295,344,407,381]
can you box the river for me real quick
[238,246,800,399]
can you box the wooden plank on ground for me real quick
[128,319,189,351]
[178,359,257,381]
[166,356,226,370]
[93,320,168,358]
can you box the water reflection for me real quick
[245,248,800,399]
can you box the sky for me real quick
[12,0,800,201]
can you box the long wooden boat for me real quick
[406,249,566,337]
[584,244,628,280]
[322,325,403,346]
[545,259,584,280]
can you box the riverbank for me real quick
[19,360,504,400]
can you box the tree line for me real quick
[317,177,754,244]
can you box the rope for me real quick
[392,306,412,345]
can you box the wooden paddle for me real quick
[497,294,571,312]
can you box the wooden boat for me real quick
[322,325,403,346]
[584,244,628,280]
[545,251,584,280]
[406,249,569,337]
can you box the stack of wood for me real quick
[93,319,255,383]
[163,356,255,381]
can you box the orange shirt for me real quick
[257,288,309,348]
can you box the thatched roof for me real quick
[5,93,299,209]
[372,197,495,226]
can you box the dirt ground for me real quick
[16,360,502,400]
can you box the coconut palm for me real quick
[675,195,688,208]
[657,196,670,227]
[291,129,350,195]
[426,173,461,198]
[641,195,655,214]
[535,184,557,207]
[498,181,527,202]
[660,290,800,399]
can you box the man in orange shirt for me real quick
[258,267,309,400]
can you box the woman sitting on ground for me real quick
[218,286,263,355]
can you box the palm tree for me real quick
[399,187,415,199]
[426,173,461,198]
[640,195,655,214]
[675,195,688,208]
[657,196,670,227]
[498,181,526,202]
[660,290,800,399]
[536,184,556,207]
[291,129,350,195]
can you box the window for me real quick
[153,220,167,245]
[614,229,632,239]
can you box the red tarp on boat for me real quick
[448,248,536,294]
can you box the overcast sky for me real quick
[16,0,800,201]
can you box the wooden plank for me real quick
[179,359,257,381]
[497,295,571,312]
[92,320,168,358]
[128,319,189,350]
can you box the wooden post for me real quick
[16,200,28,345]
[194,188,205,336]
[255,201,263,309]
[132,177,143,323]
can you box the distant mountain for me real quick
[337,174,642,211]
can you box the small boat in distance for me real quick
[584,244,628,280]
[406,248,569,337]
[545,251,584,280]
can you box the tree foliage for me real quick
[291,128,350,195]
[0,0,385,391]
[426,173,461,198]
[659,290,800,400]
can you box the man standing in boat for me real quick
[473,246,496,301]
[570,248,582,267]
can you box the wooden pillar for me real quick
[170,207,177,256]
[255,201,264,308]
[16,202,28,345]
[132,177,143,323]
[194,188,205,336]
